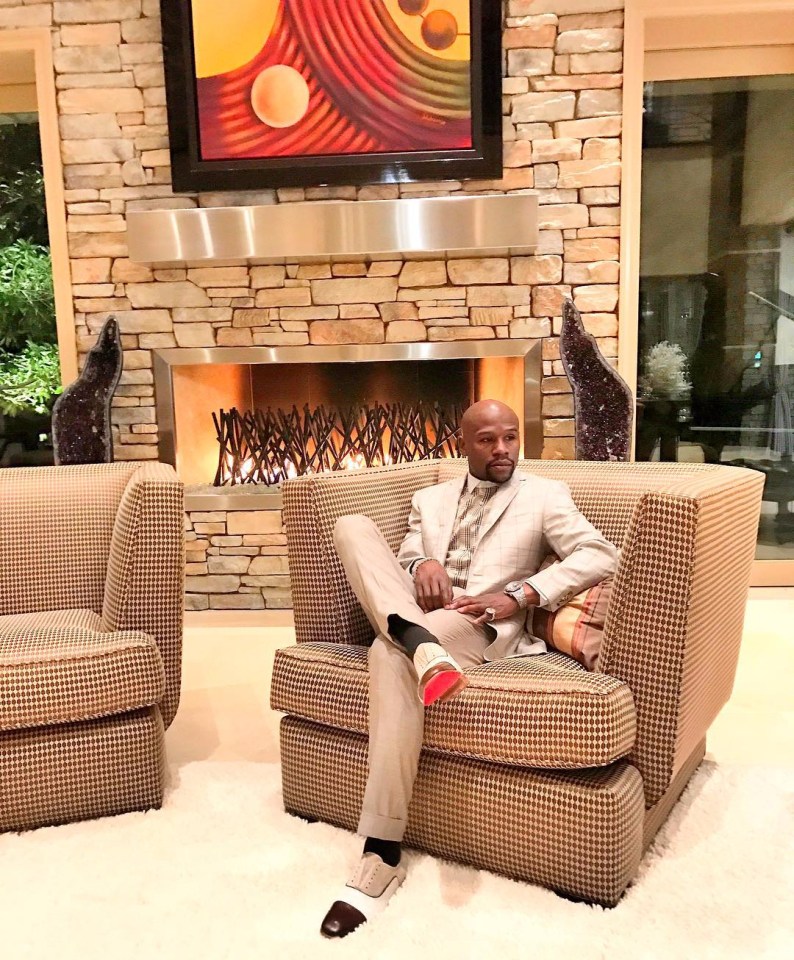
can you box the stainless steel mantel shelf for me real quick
[126,194,538,264]
[184,485,285,512]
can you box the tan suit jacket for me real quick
[397,471,618,661]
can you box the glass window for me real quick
[638,76,794,560]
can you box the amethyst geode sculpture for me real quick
[52,316,123,464]
[559,298,633,461]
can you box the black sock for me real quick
[364,837,402,867]
[387,614,438,657]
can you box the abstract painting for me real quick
[161,0,501,190]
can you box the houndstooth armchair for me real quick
[271,458,763,906]
[0,462,184,832]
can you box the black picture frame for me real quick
[160,0,503,193]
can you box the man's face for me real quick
[460,410,520,484]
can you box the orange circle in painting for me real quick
[421,10,458,50]
[398,0,429,14]
[251,65,310,128]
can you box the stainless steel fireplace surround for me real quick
[153,340,543,510]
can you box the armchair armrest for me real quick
[600,465,764,806]
[0,463,139,618]
[101,462,184,728]
[283,461,442,646]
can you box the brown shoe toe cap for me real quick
[320,900,367,938]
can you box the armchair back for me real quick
[0,463,138,617]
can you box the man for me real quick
[321,400,618,938]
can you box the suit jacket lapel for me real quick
[474,475,524,549]
[432,473,467,564]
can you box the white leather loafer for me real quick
[320,853,407,938]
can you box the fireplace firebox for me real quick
[153,341,542,508]
[214,401,464,486]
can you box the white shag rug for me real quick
[1,760,793,960]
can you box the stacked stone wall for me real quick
[184,509,289,611]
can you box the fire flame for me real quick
[225,453,257,483]
[342,453,365,471]
[226,449,395,484]
[338,451,394,472]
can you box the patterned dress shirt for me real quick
[444,477,499,588]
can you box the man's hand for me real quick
[446,591,521,624]
[413,560,453,612]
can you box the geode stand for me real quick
[52,315,123,464]
[559,299,634,461]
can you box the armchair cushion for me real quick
[0,607,102,632]
[271,643,636,769]
[0,609,164,731]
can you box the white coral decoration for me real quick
[639,341,692,398]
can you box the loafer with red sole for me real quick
[412,642,469,706]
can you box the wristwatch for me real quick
[504,580,528,610]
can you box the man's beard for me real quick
[485,460,515,483]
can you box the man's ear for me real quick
[457,430,466,456]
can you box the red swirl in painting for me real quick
[196,0,473,161]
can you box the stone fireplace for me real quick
[129,193,549,610]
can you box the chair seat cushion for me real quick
[0,608,165,731]
[271,642,637,768]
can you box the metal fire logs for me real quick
[213,401,463,486]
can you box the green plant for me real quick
[0,119,48,247]
[0,340,62,416]
[0,240,56,350]
[0,118,58,426]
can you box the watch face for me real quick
[506,581,522,592]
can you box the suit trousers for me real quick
[333,514,491,842]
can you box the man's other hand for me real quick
[413,560,453,612]
[446,592,521,624]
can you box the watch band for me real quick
[505,581,528,610]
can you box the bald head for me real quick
[460,400,519,435]
[459,399,520,484]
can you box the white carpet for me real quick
[1,760,793,960]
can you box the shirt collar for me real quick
[466,473,499,492]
